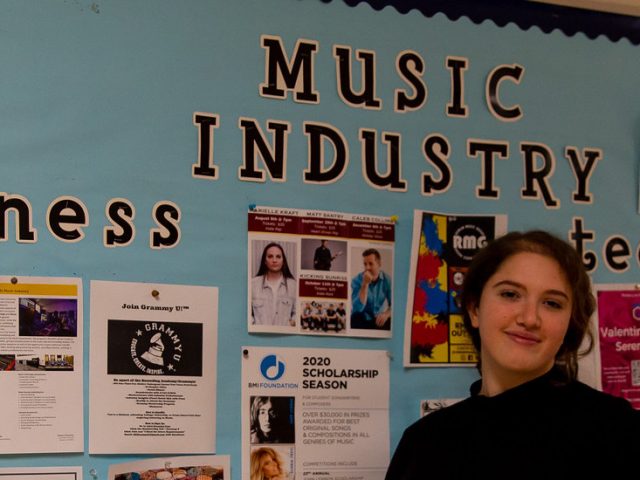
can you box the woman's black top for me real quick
[386,369,639,479]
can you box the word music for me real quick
[192,35,603,210]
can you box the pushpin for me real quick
[152,289,160,298]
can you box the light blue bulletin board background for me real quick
[1,0,639,476]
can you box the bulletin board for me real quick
[1,0,639,477]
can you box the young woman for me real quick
[251,242,296,326]
[250,446,289,480]
[386,230,640,478]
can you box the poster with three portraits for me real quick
[247,206,395,338]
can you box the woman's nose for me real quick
[517,300,540,328]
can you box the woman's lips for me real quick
[505,330,541,345]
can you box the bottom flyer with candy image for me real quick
[109,455,230,480]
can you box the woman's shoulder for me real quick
[564,381,640,450]
[566,380,637,413]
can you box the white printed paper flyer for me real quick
[0,466,82,480]
[248,206,395,338]
[0,276,83,453]
[89,280,218,453]
[108,455,230,480]
[241,346,390,480]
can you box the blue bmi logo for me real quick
[260,354,285,381]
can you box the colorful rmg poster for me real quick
[403,210,507,366]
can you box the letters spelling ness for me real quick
[0,195,180,248]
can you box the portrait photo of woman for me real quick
[250,446,291,480]
[250,241,297,327]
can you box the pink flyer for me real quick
[597,289,640,409]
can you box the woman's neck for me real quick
[479,362,554,397]
[265,271,283,281]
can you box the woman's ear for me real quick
[468,302,479,328]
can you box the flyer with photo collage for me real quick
[242,346,390,480]
[247,206,395,338]
[404,210,507,366]
[0,276,83,453]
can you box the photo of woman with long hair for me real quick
[251,241,297,326]
[250,447,290,480]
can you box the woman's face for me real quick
[468,252,572,391]
[265,246,284,273]
[261,454,281,478]
[258,401,274,434]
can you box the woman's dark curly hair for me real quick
[461,230,595,381]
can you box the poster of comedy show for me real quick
[88,280,219,454]
[241,346,390,480]
[247,205,395,339]
[594,285,640,409]
[403,210,508,367]
[420,397,462,417]
[0,466,82,480]
[108,455,230,480]
[0,276,83,454]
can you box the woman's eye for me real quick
[499,290,519,300]
[544,299,563,310]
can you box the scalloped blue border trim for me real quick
[322,0,640,44]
